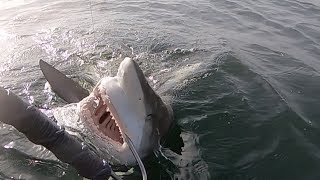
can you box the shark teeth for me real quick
[94,88,124,144]
[78,86,124,144]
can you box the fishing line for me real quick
[88,0,96,41]
[124,133,148,180]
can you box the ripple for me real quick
[0,0,320,179]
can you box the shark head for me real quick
[76,58,173,165]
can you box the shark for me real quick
[39,57,174,166]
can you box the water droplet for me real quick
[59,125,65,131]
[26,105,34,110]
[81,142,87,150]
[28,96,34,104]
[4,141,15,149]
[174,48,181,53]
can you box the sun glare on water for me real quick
[0,0,26,9]
[0,29,11,40]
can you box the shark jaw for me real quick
[78,58,157,165]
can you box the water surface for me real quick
[0,0,320,179]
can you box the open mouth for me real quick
[80,90,124,145]
[93,95,124,144]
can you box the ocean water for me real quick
[0,0,320,179]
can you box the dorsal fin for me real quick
[39,59,89,103]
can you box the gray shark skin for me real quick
[131,59,174,137]
[39,59,89,103]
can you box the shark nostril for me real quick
[99,111,110,124]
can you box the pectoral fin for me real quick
[39,59,89,103]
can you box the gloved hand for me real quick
[0,87,111,180]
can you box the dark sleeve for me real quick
[0,87,111,180]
